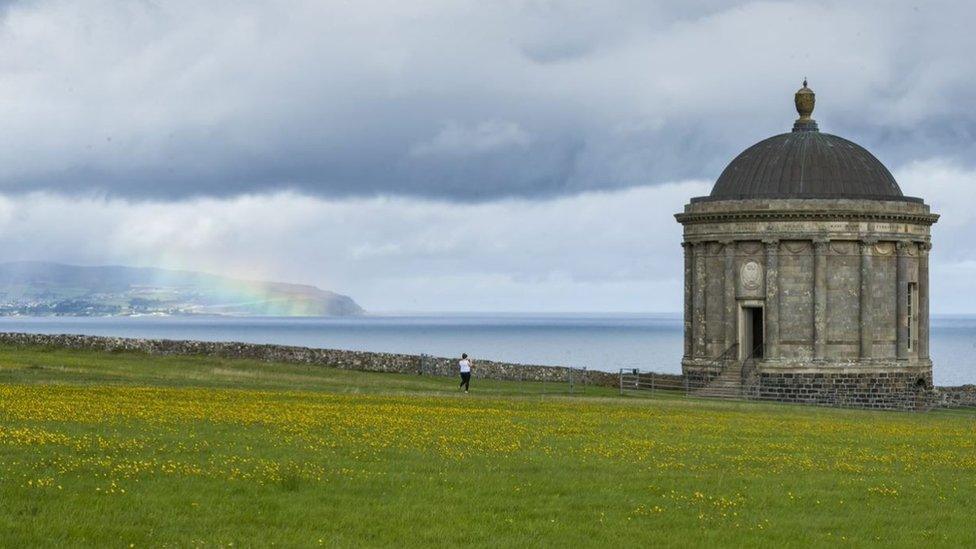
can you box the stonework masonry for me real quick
[676,197,939,410]
[750,371,932,410]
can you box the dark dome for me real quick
[700,80,917,203]
[706,131,907,201]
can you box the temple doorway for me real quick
[739,305,764,360]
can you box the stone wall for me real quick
[934,385,976,408]
[779,240,814,357]
[0,332,618,387]
[748,371,934,410]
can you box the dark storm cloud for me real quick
[0,0,973,201]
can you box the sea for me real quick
[1,313,973,386]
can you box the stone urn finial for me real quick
[793,78,818,132]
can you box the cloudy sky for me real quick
[0,0,974,312]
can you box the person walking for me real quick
[458,353,472,393]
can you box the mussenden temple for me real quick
[675,81,939,409]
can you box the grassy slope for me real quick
[0,345,974,548]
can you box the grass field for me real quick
[0,345,974,547]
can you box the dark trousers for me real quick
[459,372,471,390]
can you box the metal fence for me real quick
[618,369,685,395]
[618,365,976,414]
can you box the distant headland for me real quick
[0,261,363,317]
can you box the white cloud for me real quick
[0,180,708,311]
[0,157,969,313]
[896,159,976,314]
[897,158,976,230]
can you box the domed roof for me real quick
[705,81,911,202]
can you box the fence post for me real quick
[619,369,624,395]
[650,372,655,394]
[582,367,587,394]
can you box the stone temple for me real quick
[675,81,939,408]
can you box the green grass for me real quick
[0,344,620,397]
[0,344,974,547]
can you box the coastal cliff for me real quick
[0,261,363,317]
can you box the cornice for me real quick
[674,209,940,226]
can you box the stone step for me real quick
[694,364,746,399]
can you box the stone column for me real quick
[859,239,876,359]
[682,242,693,359]
[896,240,910,360]
[918,242,931,359]
[763,239,780,359]
[813,238,829,360]
[722,240,736,353]
[693,241,707,358]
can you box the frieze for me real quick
[683,221,930,237]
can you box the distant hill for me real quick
[0,261,363,317]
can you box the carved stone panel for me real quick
[874,242,895,256]
[738,241,762,255]
[738,260,764,298]
[783,241,810,255]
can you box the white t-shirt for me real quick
[459,359,471,373]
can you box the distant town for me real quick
[0,262,363,317]
[0,290,220,317]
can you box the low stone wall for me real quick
[935,385,976,408]
[0,332,618,387]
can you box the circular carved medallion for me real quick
[741,261,763,291]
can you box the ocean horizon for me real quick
[1,312,973,386]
